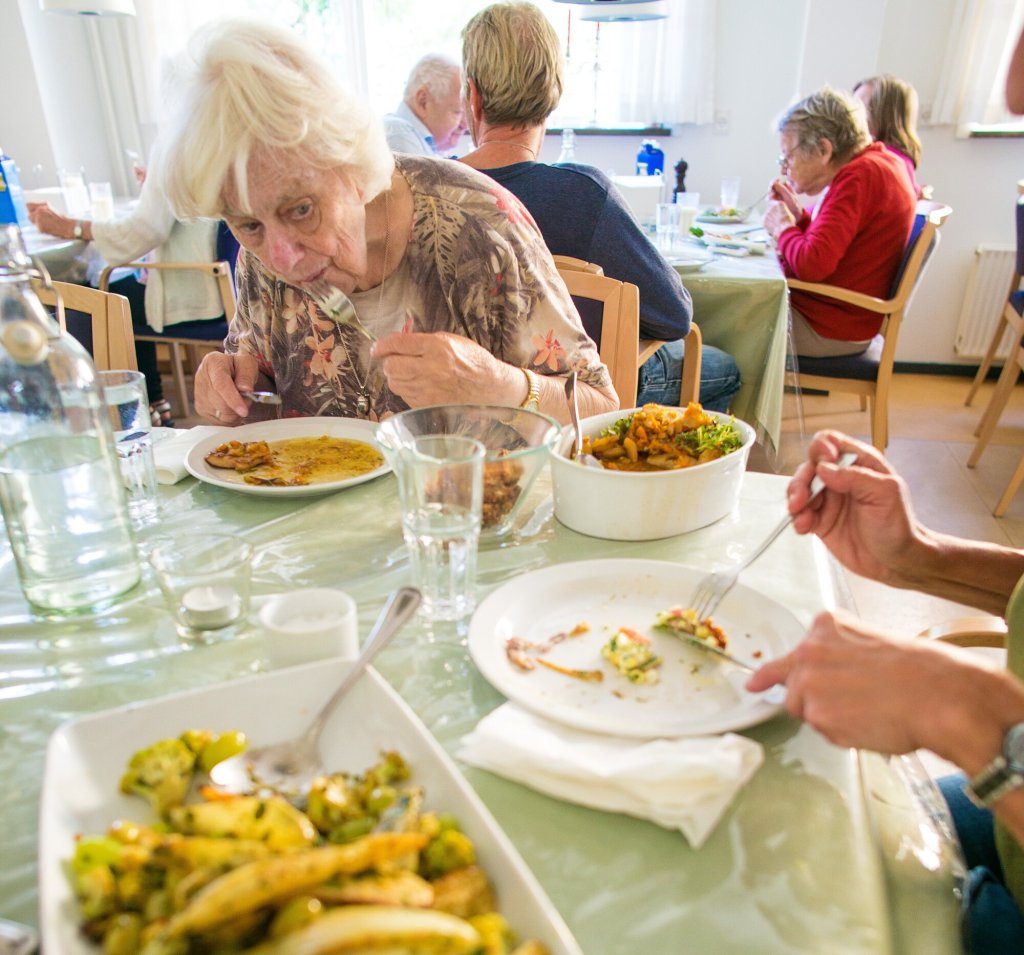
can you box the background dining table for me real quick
[674,237,789,457]
[0,444,962,954]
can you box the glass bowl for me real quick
[376,404,560,538]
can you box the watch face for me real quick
[1006,723,1024,771]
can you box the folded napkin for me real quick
[458,704,764,848]
[153,426,222,485]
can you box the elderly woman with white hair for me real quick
[764,86,917,358]
[160,18,616,425]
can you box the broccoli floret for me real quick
[422,827,476,878]
[118,738,197,816]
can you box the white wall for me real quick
[5,0,1020,367]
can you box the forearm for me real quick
[895,527,1024,616]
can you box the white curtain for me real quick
[932,0,1024,131]
[609,0,716,125]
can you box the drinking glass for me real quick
[149,534,254,643]
[389,435,485,621]
[88,181,114,221]
[98,370,158,526]
[720,176,741,210]
[656,202,681,253]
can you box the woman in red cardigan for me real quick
[764,86,917,358]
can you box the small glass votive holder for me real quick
[149,534,254,643]
[260,588,359,668]
[98,369,159,527]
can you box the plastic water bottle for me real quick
[0,147,30,228]
[0,224,140,613]
[556,128,576,164]
[636,139,665,177]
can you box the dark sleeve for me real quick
[584,188,693,341]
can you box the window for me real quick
[133,0,712,134]
[931,0,1024,135]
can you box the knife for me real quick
[238,390,282,405]
[678,634,757,673]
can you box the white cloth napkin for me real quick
[152,426,222,485]
[458,704,764,848]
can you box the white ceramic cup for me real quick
[260,588,359,667]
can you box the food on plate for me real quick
[654,606,729,650]
[704,206,741,217]
[581,402,744,471]
[204,439,273,471]
[482,451,525,529]
[601,627,662,684]
[205,434,383,486]
[68,734,550,954]
[505,624,602,681]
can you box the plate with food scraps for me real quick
[695,209,748,224]
[185,416,391,498]
[39,661,583,955]
[468,558,798,738]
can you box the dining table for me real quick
[0,435,963,954]
[673,231,790,458]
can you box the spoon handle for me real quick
[301,587,421,746]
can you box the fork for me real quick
[306,279,377,343]
[688,451,858,620]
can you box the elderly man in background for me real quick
[383,53,467,157]
[458,1,740,412]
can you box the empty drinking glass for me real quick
[98,370,158,526]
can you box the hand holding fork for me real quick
[687,452,858,621]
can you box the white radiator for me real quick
[954,244,1017,359]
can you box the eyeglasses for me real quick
[777,150,796,171]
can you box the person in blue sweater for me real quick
[458,1,740,412]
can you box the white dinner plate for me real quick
[667,255,712,273]
[468,558,799,738]
[39,663,582,955]
[696,211,748,224]
[184,416,391,498]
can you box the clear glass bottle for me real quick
[0,224,140,613]
[556,128,576,164]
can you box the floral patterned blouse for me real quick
[227,154,610,419]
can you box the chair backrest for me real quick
[32,279,137,372]
[98,260,237,320]
[556,268,640,407]
[552,255,604,275]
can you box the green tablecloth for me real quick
[677,254,789,453]
[0,462,960,954]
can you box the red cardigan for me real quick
[776,142,917,342]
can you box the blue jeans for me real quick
[636,339,741,413]
[939,773,1024,954]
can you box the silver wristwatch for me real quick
[965,723,1024,807]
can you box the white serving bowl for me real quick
[550,407,756,541]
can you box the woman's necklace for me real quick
[478,138,537,159]
[335,189,389,419]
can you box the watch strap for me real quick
[966,755,1023,807]
[519,368,540,410]
[72,221,83,240]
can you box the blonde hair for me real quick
[853,74,922,167]
[461,2,563,127]
[777,86,871,165]
[161,18,394,218]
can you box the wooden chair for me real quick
[965,180,1024,412]
[99,260,236,417]
[31,279,137,372]
[555,262,703,407]
[787,200,952,450]
[977,329,1024,515]
[966,183,1024,472]
[558,269,641,407]
[552,254,604,275]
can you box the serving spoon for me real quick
[208,586,421,799]
[564,372,602,468]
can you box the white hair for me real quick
[403,53,461,104]
[161,17,394,218]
